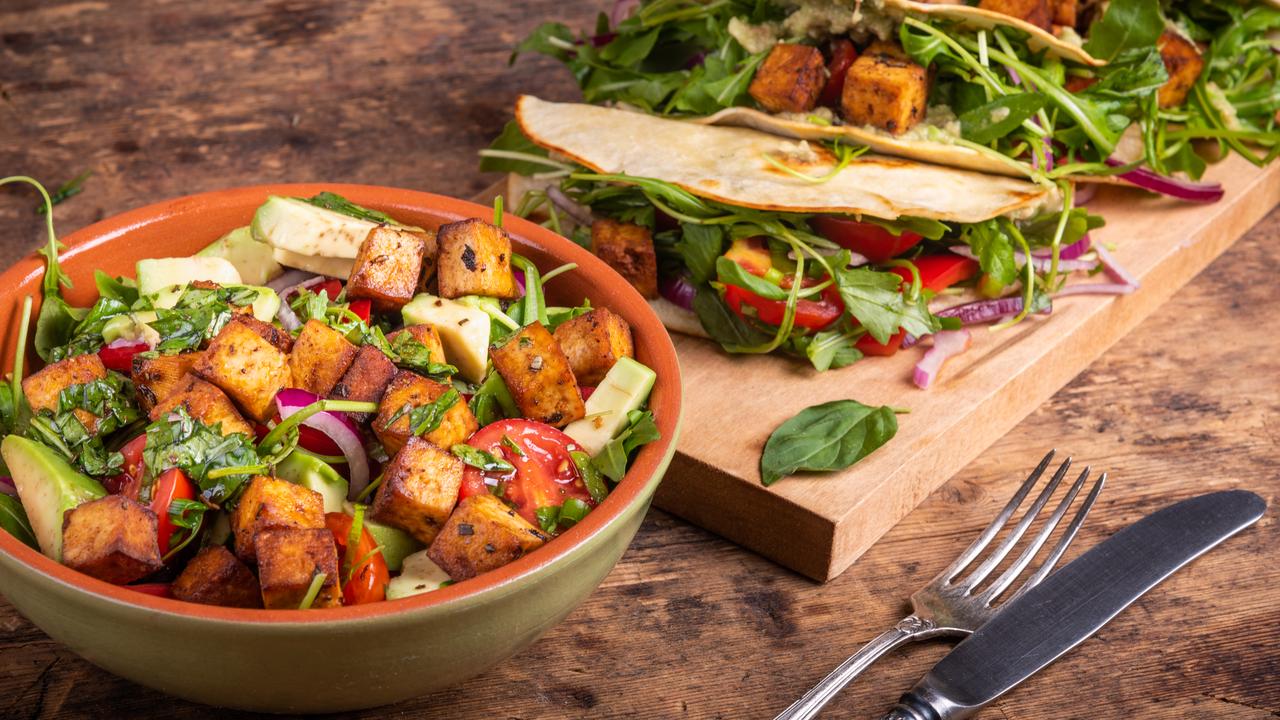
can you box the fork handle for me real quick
[773,616,939,720]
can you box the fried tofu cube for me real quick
[347,226,429,312]
[329,344,398,423]
[289,320,358,397]
[23,353,107,434]
[436,218,520,300]
[230,476,326,563]
[372,371,479,455]
[978,0,1052,30]
[231,313,294,353]
[148,374,254,437]
[552,308,634,386]
[387,324,448,369]
[132,352,202,415]
[171,545,263,608]
[255,527,341,609]
[426,494,549,581]
[1157,29,1204,108]
[749,43,827,114]
[193,315,292,423]
[61,495,163,584]
[369,437,464,545]
[840,41,929,135]
[1053,0,1077,28]
[590,219,658,299]
[489,322,585,427]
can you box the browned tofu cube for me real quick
[387,324,448,369]
[1157,30,1204,108]
[347,226,428,312]
[489,322,585,427]
[231,314,294,353]
[61,495,163,584]
[230,476,326,563]
[369,437,464,545]
[132,352,202,415]
[436,218,520,300]
[171,545,263,608]
[978,0,1052,30]
[841,41,929,135]
[329,344,398,423]
[427,494,549,581]
[255,527,341,609]
[1053,0,1076,28]
[193,315,292,423]
[417,229,440,290]
[591,219,658,299]
[149,374,254,437]
[552,308,634,386]
[749,43,826,114]
[372,371,479,455]
[23,353,107,434]
[289,320,358,397]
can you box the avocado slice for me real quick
[251,196,378,263]
[363,520,423,572]
[274,449,349,514]
[1,435,107,560]
[197,226,284,286]
[563,357,657,456]
[102,310,160,346]
[136,257,243,309]
[385,548,452,599]
[402,294,491,383]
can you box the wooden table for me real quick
[1,2,1276,718]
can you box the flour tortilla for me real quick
[882,0,1107,67]
[516,96,1057,224]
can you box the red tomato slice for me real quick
[325,512,389,605]
[458,475,489,502]
[722,282,844,331]
[820,39,857,108]
[316,279,343,301]
[464,419,594,526]
[128,583,173,598]
[98,342,150,374]
[856,331,905,357]
[349,299,372,322]
[890,255,979,293]
[149,468,195,555]
[105,435,147,500]
[810,216,923,264]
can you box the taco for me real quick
[516,0,1278,197]
[482,97,1127,377]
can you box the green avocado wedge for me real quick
[197,226,283,286]
[1,435,106,561]
[274,449,349,514]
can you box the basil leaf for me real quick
[143,408,260,505]
[760,400,898,486]
[385,389,460,438]
[591,410,659,483]
[1083,0,1165,62]
[715,256,787,301]
[959,94,1048,144]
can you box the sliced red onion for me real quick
[1104,158,1224,203]
[275,389,370,499]
[0,477,16,497]
[267,268,316,293]
[949,245,1097,273]
[913,330,972,389]
[275,275,326,332]
[106,336,154,352]
[1032,234,1092,260]
[1074,183,1097,206]
[901,333,919,350]
[1005,65,1022,86]
[1093,243,1139,289]
[546,186,595,227]
[610,0,640,26]
[936,296,1051,325]
[514,268,526,296]
[659,273,697,311]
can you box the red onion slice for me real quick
[1104,158,1224,203]
[659,273,697,311]
[1032,233,1092,260]
[913,330,972,389]
[275,275,326,332]
[0,477,16,497]
[546,186,596,227]
[275,389,371,499]
[949,245,1097,273]
[936,296,1052,325]
[1093,243,1139,289]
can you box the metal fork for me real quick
[775,451,1106,720]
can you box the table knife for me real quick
[882,489,1266,720]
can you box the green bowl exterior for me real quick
[0,448,672,713]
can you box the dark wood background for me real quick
[1,2,1277,718]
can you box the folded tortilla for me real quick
[516,96,1057,224]
[883,0,1106,67]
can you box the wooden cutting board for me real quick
[650,155,1280,581]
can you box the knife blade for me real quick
[882,489,1266,720]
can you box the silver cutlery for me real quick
[775,450,1104,720]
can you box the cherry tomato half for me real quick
[810,216,924,264]
[464,419,594,526]
[105,435,147,500]
[149,468,196,555]
[890,255,979,294]
[820,39,857,108]
[722,282,845,331]
[856,331,906,356]
[98,342,150,374]
[315,279,343,301]
[348,299,372,323]
[325,512,389,605]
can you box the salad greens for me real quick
[760,399,899,486]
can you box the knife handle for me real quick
[881,684,979,720]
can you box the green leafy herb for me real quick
[675,224,725,284]
[26,371,141,477]
[385,390,461,438]
[0,493,39,550]
[592,410,659,482]
[760,400,898,486]
[144,408,261,505]
[834,268,938,344]
[298,572,328,610]
[34,170,92,216]
[501,435,526,458]
[799,329,864,372]
[452,444,516,474]
[535,505,562,534]
[692,285,771,350]
[571,450,609,504]
[470,370,518,426]
[959,94,1048,144]
[479,120,562,175]
[163,498,208,561]
[1082,0,1165,63]
[49,297,130,362]
[389,332,457,381]
[301,192,395,225]
[94,271,140,306]
[715,256,787,301]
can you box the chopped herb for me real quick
[452,444,516,474]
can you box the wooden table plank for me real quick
[1,1,1277,718]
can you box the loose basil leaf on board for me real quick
[760,400,898,486]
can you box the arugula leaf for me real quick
[143,408,260,505]
[469,370,519,426]
[49,296,131,362]
[960,94,1048,144]
[34,170,92,216]
[94,271,139,306]
[800,330,863,372]
[715,256,787,301]
[863,216,950,242]
[760,400,898,486]
[480,120,558,175]
[452,444,516,474]
[592,410,659,482]
[692,285,771,350]
[385,389,461,438]
[300,192,395,225]
[834,268,938,344]
[963,221,1019,286]
[0,493,38,550]
[1083,0,1165,63]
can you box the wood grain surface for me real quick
[1,2,1277,719]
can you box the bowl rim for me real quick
[0,182,683,626]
